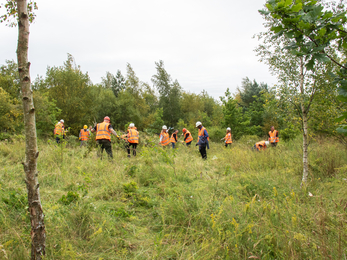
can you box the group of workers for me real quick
[54,117,279,160]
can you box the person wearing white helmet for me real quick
[253,140,269,151]
[54,119,67,144]
[159,125,170,147]
[221,127,232,148]
[196,121,209,159]
[127,123,139,157]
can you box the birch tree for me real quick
[260,0,347,134]
[0,1,45,259]
[256,24,334,185]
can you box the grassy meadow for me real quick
[0,135,347,259]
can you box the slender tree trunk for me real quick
[16,0,46,259]
[299,58,309,185]
[302,108,309,184]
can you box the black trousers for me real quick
[97,139,113,158]
[199,145,207,159]
[127,143,137,156]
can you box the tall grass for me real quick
[0,136,346,259]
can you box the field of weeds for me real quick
[0,136,347,259]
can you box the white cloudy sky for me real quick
[0,0,277,99]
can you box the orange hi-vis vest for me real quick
[54,122,63,135]
[198,127,209,142]
[160,131,170,146]
[128,128,139,144]
[256,141,266,150]
[269,130,279,143]
[96,122,111,141]
[170,133,177,143]
[184,130,193,143]
[225,133,232,144]
[80,129,89,141]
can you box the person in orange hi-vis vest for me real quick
[54,119,67,144]
[79,125,90,147]
[159,125,170,148]
[196,121,209,159]
[221,127,232,148]
[170,129,179,149]
[127,123,139,157]
[268,126,279,147]
[253,140,269,151]
[91,116,119,159]
[181,128,193,146]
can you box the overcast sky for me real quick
[0,0,277,99]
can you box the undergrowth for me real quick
[0,136,346,259]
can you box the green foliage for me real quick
[220,88,250,139]
[147,107,164,134]
[0,0,38,27]
[1,137,347,259]
[43,54,94,135]
[152,60,181,127]
[122,181,138,196]
[261,0,347,134]
[2,189,27,210]
[34,91,61,137]
[59,191,80,205]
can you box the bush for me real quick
[59,191,80,205]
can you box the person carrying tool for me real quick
[170,129,179,148]
[221,127,232,148]
[91,116,119,159]
[159,125,170,147]
[127,123,139,157]
[181,128,193,146]
[268,126,279,147]
[196,121,209,159]
[253,140,269,151]
[79,125,90,147]
[54,119,67,144]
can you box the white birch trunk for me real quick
[299,58,309,185]
[16,0,46,258]
[301,107,309,184]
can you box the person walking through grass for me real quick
[79,125,90,147]
[54,119,67,144]
[127,123,139,157]
[196,121,209,160]
[91,116,119,159]
[159,125,170,148]
[221,127,232,148]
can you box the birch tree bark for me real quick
[16,0,46,258]
[299,59,309,185]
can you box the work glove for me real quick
[195,143,199,146]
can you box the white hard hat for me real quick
[162,125,167,130]
[60,119,64,123]
[129,123,135,128]
[265,141,270,146]
[227,127,231,131]
[195,121,202,127]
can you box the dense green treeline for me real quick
[0,53,346,142]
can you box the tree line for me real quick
[0,54,345,142]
